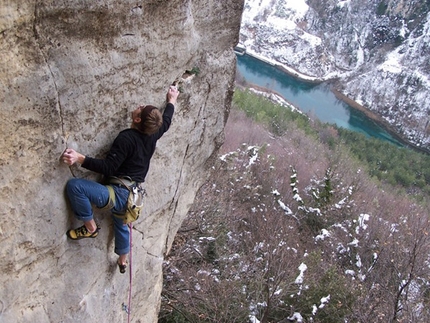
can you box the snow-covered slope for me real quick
[240,0,430,150]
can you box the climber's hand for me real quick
[62,148,85,166]
[167,85,179,105]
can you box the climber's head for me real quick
[131,105,163,135]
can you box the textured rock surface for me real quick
[0,1,243,322]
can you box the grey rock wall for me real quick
[0,1,244,322]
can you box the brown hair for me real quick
[138,105,163,135]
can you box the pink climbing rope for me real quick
[127,222,133,323]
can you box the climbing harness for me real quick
[103,177,146,224]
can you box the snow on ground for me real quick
[315,228,330,241]
[295,263,308,284]
[281,0,309,19]
[248,88,302,113]
[378,50,403,74]
[242,0,309,23]
[400,20,430,88]
[288,312,304,322]
[241,0,322,81]
[337,0,351,9]
[241,0,272,25]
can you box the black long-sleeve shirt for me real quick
[81,103,174,183]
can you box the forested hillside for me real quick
[160,90,430,323]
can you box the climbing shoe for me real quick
[117,261,127,274]
[66,225,100,240]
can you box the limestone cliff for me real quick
[0,1,244,322]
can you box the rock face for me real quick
[0,1,243,322]
[240,0,430,150]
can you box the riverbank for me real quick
[236,51,429,154]
[331,89,411,148]
[234,79,302,113]
[242,50,324,84]
[331,90,429,154]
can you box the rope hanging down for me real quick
[122,223,133,322]
[128,222,133,323]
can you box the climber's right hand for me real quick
[167,85,179,104]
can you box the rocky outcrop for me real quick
[240,0,430,150]
[0,1,243,322]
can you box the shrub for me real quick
[288,252,356,323]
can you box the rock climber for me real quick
[61,85,179,273]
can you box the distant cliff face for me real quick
[240,0,430,150]
[0,1,243,322]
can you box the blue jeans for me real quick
[66,178,131,255]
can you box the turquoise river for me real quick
[236,54,402,146]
